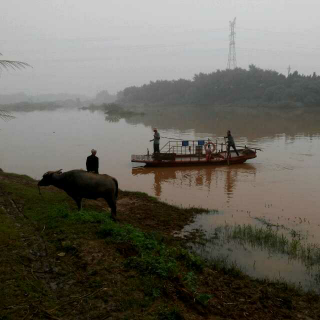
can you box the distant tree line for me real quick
[117,65,320,107]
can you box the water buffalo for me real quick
[38,169,118,220]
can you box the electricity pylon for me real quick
[227,17,237,69]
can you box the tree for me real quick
[0,52,31,120]
[116,65,320,107]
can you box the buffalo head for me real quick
[38,169,62,193]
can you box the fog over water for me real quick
[1,0,320,96]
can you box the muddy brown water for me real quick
[1,107,320,291]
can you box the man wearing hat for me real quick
[150,128,160,153]
[86,149,99,173]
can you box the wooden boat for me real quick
[131,139,258,167]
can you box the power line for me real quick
[227,17,237,69]
[237,27,313,36]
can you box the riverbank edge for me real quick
[0,170,319,320]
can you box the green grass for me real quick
[207,254,243,278]
[0,208,20,242]
[98,219,204,280]
[0,176,213,319]
[156,305,184,320]
[1,178,207,281]
[40,204,211,310]
[0,171,34,182]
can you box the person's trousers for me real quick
[154,144,160,153]
[227,143,239,156]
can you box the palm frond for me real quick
[0,110,15,121]
[0,53,30,121]
[0,60,31,71]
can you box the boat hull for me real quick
[131,151,257,167]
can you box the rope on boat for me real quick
[161,136,214,141]
[161,136,184,141]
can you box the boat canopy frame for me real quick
[159,138,256,155]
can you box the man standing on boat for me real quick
[150,128,160,153]
[225,130,239,156]
[86,149,99,174]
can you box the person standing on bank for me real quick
[86,149,99,173]
[150,128,160,153]
[225,130,239,156]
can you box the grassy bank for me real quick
[0,171,319,319]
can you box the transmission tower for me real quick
[287,65,291,77]
[227,17,237,69]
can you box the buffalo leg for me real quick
[74,197,82,211]
[105,197,117,221]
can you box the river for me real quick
[1,106,320,290]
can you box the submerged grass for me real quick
[207,254,244,278]
[212,224,320,268]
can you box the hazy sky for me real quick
[1,0,319,97]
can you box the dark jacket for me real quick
[86,155,99,174]
[226,133,235,146]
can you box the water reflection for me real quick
[132,164,256,199]
[124,106,320,141]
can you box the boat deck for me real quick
[132,154,228,162]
